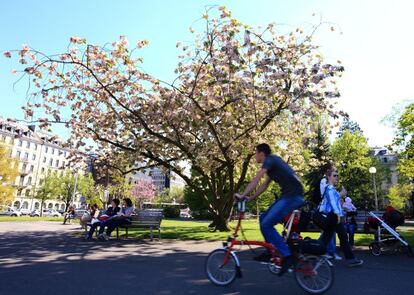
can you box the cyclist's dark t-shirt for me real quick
[262,155,304,197]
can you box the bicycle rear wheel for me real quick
[294,255,334,294]
[205,249,238,286]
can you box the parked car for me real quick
[179,208,192,219]
[0,206,21,217]
[18,208,32,215]
[30,209,62,217]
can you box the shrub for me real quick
[163,206,180,218]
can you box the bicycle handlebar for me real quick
[235,199,246,212]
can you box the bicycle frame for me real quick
[222,201,300,268]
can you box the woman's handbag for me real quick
[312,210,337,231]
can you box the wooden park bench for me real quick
[115,210,163,241]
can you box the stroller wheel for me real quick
[369,242,382,256]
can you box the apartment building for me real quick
[0,117,83,211]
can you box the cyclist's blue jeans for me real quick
[260,195,304,257]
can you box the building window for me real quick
[25,190,30,197]
[16,151,21,158]
[62,161,65,168]
[30,165,34,172]
[18,140,23,147]
[26,141,30,148]
[34,143,38,150]
[32,154,36,161]
[43,156,46,163]
[45,146,48,153]
[41,167,45,173]
[49,159,53,166]
[56,160,59,168]
[383,157,388,163]
[19,177,24,186]
[27,177,32,185]
[22,163,27,172]
[24,152,29,161]
[52,148,55,155]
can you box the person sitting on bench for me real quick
[97,198,134,241]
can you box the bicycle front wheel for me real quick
[294,255,334,294]
[205,248,238,286]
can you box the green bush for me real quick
[163,206,180,218]
[191,210,213,220]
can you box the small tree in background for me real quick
[388,183,414,212]
[304,121,332,206]
[131,179,156,209]
[34,172,58,215]
[0,143,19,206]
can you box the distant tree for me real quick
[0,143,19,206]
[35,172,58,215]
[108,173,132,200]
[331,131,385,209]
[131,179,156,209]
[388,102,414,214]
[387,183,414,212]
[38,171,97,211]
[155,186,185,204]
[337,116,363,137]
[303,122,332,205]
[392,103,414,179]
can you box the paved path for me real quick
[0,222,413,295]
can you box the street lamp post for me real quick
[369,167,378,212]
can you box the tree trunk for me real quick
[209,214,231,231]
[207,194,234,231]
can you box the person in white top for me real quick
[343,197,357,212]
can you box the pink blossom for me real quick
[3,51,12,58]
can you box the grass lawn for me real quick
[124,219,414,247]
[2,216,413,247]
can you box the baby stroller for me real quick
[367,207,413,257]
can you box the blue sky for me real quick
[1,0,413,146]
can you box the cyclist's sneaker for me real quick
[278,255,296,277]
[347,258,363,267]
[333,253,342,261]
[253,252,272,262]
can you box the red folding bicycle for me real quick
[205,200,334,294]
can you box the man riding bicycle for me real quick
[235,143,304,276]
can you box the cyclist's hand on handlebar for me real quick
[234,193,248,202]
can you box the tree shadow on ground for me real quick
[0,227,414,295]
